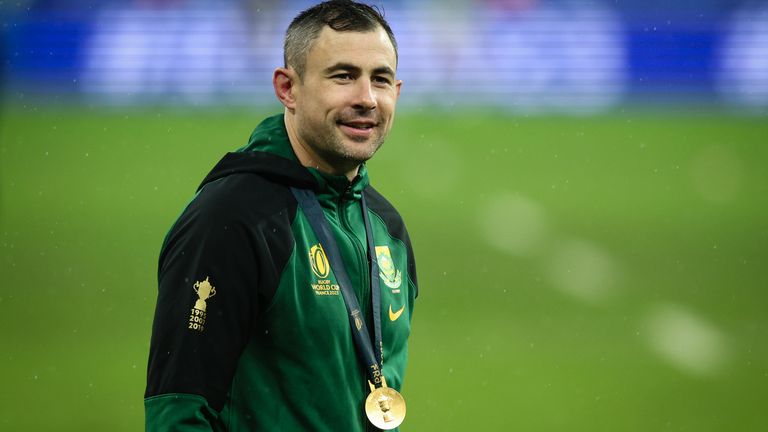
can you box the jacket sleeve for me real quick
[145,188,260,430]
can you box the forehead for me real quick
[305,26,397,72]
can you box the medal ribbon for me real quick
[291,187,384,388]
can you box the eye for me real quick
[373,76,392,86]
[332,73,353,81]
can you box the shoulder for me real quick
[192,172,297,223]
[363,185,408,237]
[161,173,298,259]
[364,185,419,295]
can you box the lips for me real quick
[337,118,378,139]
[338,119,377,130]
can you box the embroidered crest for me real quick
[375,246,402,290]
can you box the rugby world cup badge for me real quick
[309,244,330,279]
[309,243,339,296]
[375,246,402,290]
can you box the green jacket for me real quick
[145,114,418,431]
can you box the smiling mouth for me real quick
[338,120,377,130]
[337,120,379,140]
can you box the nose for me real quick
[352,79,377,111]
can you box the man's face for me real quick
[291,26,401,175]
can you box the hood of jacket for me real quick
[197,114,370,201]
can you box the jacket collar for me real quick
[199,114,370,201]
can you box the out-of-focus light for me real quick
[717,5,768,108]
[479,193,549,257]
[645,303,729,377]
[545,238,618,304]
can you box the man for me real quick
[144,1,418,431]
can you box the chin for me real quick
[346,141,381,159]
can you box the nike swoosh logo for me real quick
[389,305,405,321]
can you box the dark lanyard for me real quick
[291,187,384,388]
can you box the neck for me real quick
[284,111,359,181]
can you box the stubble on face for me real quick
[310,107,385,169]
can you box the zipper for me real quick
[337,181,377,432]
[337,181,371,321]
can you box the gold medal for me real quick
[365,377,406,430]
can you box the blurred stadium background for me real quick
[1,0,767,430]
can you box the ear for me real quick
[395,79,402,99]
[273,67,298,111]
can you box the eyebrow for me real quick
[323,62,395,77]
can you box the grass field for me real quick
[1,104,766,431]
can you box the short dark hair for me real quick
[284,0,398,77]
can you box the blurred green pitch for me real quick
[1,104,766,431]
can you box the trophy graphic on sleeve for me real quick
[188,276,216,332]
[193,277,216,311]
